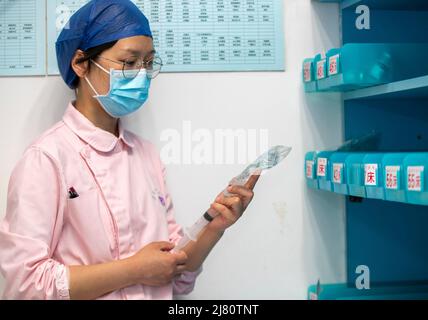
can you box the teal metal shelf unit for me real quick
[308,0,428,300]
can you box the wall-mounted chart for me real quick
[2,0,285,76]
[0,0,46,76]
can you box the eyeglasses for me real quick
[97,53,163,80]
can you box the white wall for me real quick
[0,0,345,299]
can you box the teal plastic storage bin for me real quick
[346,153,366,198]
[327,48,341,77]
[316,151,334,191]
[317,43,428,92]
[314,52,327,84]
[302,58,317,92]
[305,152,318,189]
[363,153,385,200]
[382,153,407,203]
[330,152,349,195]
[318,43,392,92]
[404,153,428,206]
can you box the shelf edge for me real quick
[343,75,428,100]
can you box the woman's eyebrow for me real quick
[120,48,156,57]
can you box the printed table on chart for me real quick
[47,0,284,74]
[0,0,45,76]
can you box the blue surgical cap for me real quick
[56,0,152,89]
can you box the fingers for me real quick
[171,252,188,276]
[175,265,187,274]
[223,186,254,211]
[245,174,260,190]
[226,185,254,199]
[215,194,243,212]
[155,241,176,252]
[170,250,188,265]
[210,202,236,223]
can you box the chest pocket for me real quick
[65,188,117,261]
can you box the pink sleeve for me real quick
[157,156,202,296]
[0,147,70,300]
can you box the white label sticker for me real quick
[328,54,340,76]
[385,166,400,190]
[316,60,326,79]
[364,164,378,186]
[333,163,344,184]
[303,62,312,82]
[407,166,424,192]
[306,160,315,179]
[317,158,327,177]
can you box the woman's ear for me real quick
[71,50,89,79]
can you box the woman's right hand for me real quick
[127,241,188,287]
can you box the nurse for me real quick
[0,0,259,300]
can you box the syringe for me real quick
[173,145,292,252]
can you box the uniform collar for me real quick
[62,102,135,153]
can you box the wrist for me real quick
[205,225,225,238]
[121,256,140,287]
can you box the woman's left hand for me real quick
[207,174,260,233]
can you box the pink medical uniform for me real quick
[0,102,201,300]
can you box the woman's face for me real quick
[86,35,154,96]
